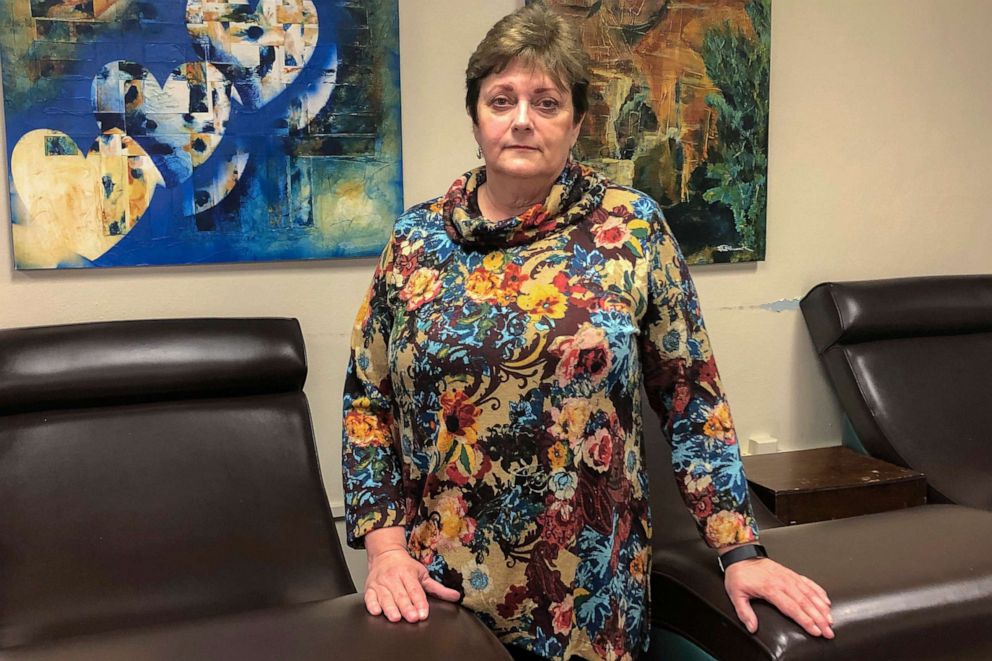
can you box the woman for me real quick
[342,5,832,660]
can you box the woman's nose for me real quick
[512,102,534,131]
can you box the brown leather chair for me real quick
[644,274,992,660]
[0,318,510,661]
[801,275,992,510]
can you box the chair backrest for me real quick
[0,318,355,649]
[801,275,992,510]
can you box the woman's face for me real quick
[473,59,582,186]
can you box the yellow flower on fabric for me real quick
[465,266,510,305]
[408,519,440,564]
[547,442,569,470]
[705,510,753,546]
[629,548,649,584]
[482,252,504,270]
[703,402,735,443]
[433,489,476,547]
[399,267,442,311]
[517,281,566,319]
[355,291,371,329]
[437,493,466,540]
[549,398,592,445]
[344,408,390,447]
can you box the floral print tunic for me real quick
[342,162,759,661]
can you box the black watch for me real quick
[718,544,768,573]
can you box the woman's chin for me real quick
[487,158,562,183]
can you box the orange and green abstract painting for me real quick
[532,0,771,264]
[0,0,401,269]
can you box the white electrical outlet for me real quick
[747,433,779,455]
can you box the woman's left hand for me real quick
[724,557,834,639]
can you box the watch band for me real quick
[718,543,768,573]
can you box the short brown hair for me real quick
[465,4,589,125]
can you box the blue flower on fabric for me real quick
[625,449,638,474]
[481,485,541,545]
[548,470,577,500]
[470,568,489,591]
[462,560,493,595]
[662,329,681,353]
[571,244,605,272]
[510,389,543,428]
[631,195,659,221]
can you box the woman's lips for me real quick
[506,145,539,151]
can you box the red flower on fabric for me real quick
[501,263,529,293]
[552,271,571,294]
[394,239,424,277]
[439,389,481,445]
[693,498,714,519]
[582,428,613,473]
[551,594,575,636]
[690,490,715,519]
[550,323,612,386]
[593,216,631,250]
[697,356,719,387]
[540,498,577,547]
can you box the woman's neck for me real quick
[477,170,557,220]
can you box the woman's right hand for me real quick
[363,527,461,623]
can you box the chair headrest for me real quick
[0,318,307,414]
[801,275,992,354]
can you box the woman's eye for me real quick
[537,98,561,111]
[490,96,512,108]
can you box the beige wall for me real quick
[1,0,990,579]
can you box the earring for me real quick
[476,146,483,159]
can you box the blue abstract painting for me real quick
[0,0,402,269]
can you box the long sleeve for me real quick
[638,213,759,549]
[341,234,408,549]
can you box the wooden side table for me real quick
[741,446,927,525]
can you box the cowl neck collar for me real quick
[441,161,607,250]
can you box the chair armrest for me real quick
[0,595,512,661]
[650,504,992,661]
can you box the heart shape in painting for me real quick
[10,129,163,268]
[92,60,236,187]
[185,0,320,109]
